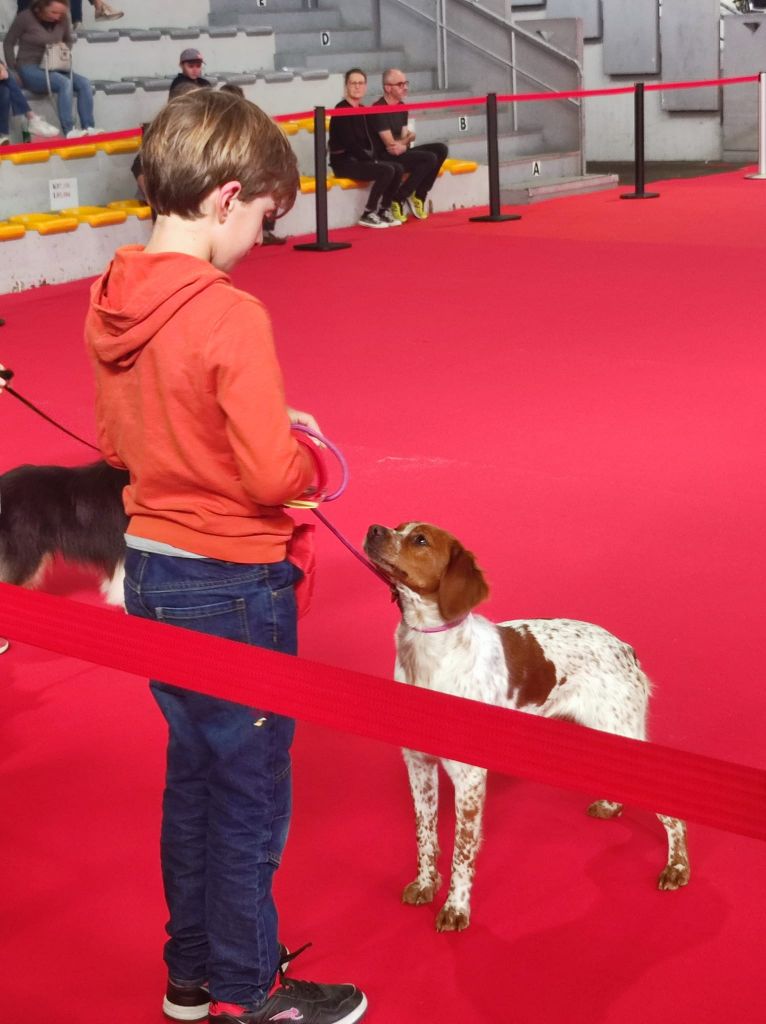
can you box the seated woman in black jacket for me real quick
[329,68,404,229]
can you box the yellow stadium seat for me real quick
[442,158,479,175]
[280,121,299,136]
[53,144,98,160]
[331,177,367,190]
[9,213,79,235]
[60,205,127,227]
[295,118,315,133]
[97,137,142,155]
[0,222,26,241]
[299,176,316,194]
[107,200,153,220]
[2,149,52,165]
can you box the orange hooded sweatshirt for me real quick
[85,246,315,564]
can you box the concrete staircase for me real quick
[209,0,615,202]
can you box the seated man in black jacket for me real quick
[329,68,404,229]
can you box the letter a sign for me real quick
[532,160,541,177]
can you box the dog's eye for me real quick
[412,533,428,546]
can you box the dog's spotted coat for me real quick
[364,521,690,932]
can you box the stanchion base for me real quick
[469,213,522,223]
[620,191,660,200]
[293,241,352,252]
[745,172,766,180]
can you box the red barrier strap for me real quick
[276,74,760,124]
[1,581,764,841]
[0,126,143,159]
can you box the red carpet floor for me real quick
[1,171,765,1022]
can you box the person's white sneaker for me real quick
[0,638,10,655]
[0,135,9,146]
[357,210,389,229]
[27,113,60,138]
[85,127,105,136]
[65,128,89,139]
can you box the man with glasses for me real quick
[170,48,211,99]
[371,68,448,222]
[329,68,404,228]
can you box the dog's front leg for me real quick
[401,748,442,906]
[436,762,486,932]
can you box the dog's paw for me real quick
[435,904,470,932]
[587,799,623,820]
[658,863,691,891]
[402,876,441,905]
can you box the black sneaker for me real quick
[164,946,294,1020]
[357,210,388,229]
[163,978,209,1021]
[207,977,367,1024]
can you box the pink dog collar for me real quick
[409,614,469,634]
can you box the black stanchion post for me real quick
[294,106,352,253]
[620,82,659,200]
[470,92,521,224]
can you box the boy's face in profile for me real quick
[211,192,277,272]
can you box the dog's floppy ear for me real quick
[437,542,489,622]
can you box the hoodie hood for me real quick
[88,246,229,369]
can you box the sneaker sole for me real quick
[357,222,389,229]
[337,994,368,1024]
[162,996,210,1021]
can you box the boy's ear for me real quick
[218,180,242,218]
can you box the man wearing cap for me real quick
[170,49,211,99]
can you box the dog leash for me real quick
[287,424,397,594]
[0,367,102,453]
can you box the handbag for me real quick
[40,43,72,74]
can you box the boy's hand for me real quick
[287,406,322,440]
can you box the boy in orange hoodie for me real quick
[85,89,367,1024]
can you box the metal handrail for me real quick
[453,0,582,73]
[380,0,581,102]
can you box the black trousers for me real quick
[392,143,449,201]
[330,155,404,212]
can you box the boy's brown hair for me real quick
[141,89,298,219]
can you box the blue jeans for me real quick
[124,549,301,1009]
[17,64,94,134]
[0,74,30,135]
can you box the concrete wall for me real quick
[514,1,723,161]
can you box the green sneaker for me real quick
[390,200,408,223]
[406,194,428,220]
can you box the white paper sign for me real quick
[49,177,79,211]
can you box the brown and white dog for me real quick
[364,521,690,932]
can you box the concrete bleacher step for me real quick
[496,150,618,202]
[500,172,619,204]
[212,9,344,31]
[445,130,547,163]
[73,28,275,81]
[275,48,406,73]
[77,0,210,30]
[274,28,376,55]
[211,0,313,17]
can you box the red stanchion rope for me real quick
[0,75,755,157]
[274,74,760,123]
[1,581,764,841]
